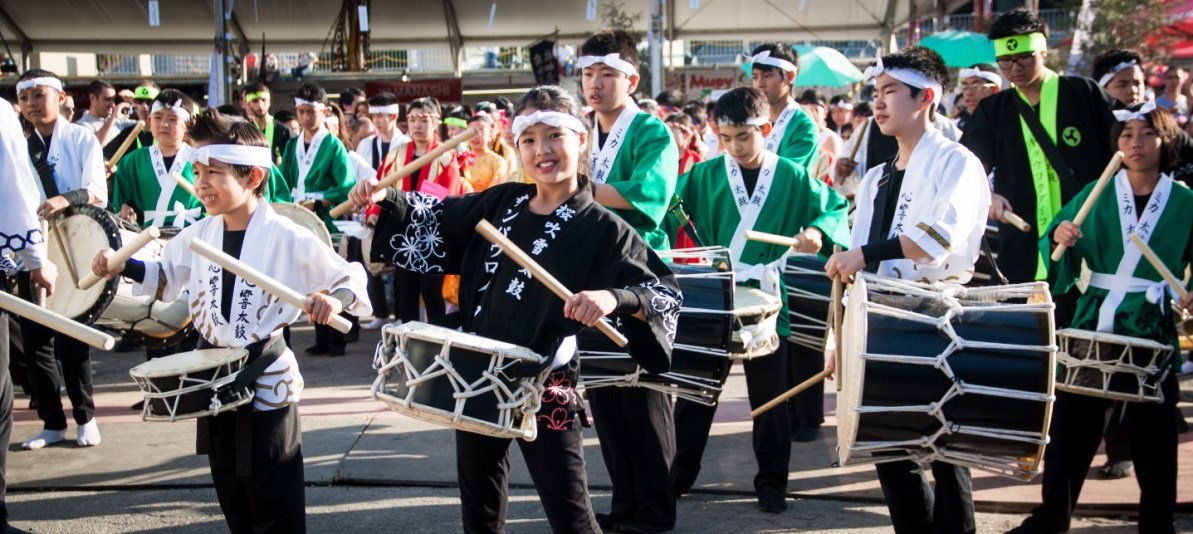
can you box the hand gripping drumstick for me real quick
[1050,151,1124,261]
[1001,211,1032,233]
[329,126,479,218]
[847,120,870,162]
[170,171,199,200]
[36,221,48,305]
[188,238,354,334]
[751,245,843,418]
[476,219,629,347]
[1130,234,1190,301]
[744,230,805,250]
[0,291,115,351]
[78,226,160,290]
[105,121,145,171]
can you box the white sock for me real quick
[21,429,66,450]
[76,419,101,447]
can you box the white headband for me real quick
[864,57,944,105]
[748,50,798,74]
[15,77,63,94]
[150,100,191,123]
[369,104,401,115]
[958,68,1002,87]
[1113,100,1157,123]
[1098,60,1139,88]
[716,116,769,128]
[831,102,854,111]
[576,53,637,77]
[294,98,326,111]
[189,144,274,169]
[511,111,588,141]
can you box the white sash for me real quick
[146,144,194,228]
[764,100,800,154]
[1094,171,1173,332]
[589,100,640,184]
[725,152,782,295]
[294,128,327,198]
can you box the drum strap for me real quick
[980,235,1010,285]
[195,333,286,477]
[27,135,60,198]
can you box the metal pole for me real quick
[212,0,229,106]
[648,0,664,98]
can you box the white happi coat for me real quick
[0,98,48,271]
[135,202,371,409]
[850,127,990,284]
[34,117,107,206]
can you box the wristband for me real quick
[860,238,904,264]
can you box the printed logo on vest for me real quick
[1062,126,1081,147]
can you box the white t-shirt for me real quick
[76,110,137,146]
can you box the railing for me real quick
[906,7,1077,47]
[96,54,139,76]
[151,54,208,76]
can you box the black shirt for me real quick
[220,230,247,323]
[740,165,761,197]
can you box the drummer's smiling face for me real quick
[192,158,267,222]
[516,111,586,192]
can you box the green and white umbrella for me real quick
[918,30,997,68]
[741,45,864,88]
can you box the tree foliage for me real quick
[1080,0,1179,66]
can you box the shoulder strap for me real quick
[26,135,60,197]
[1011,94,1075,183]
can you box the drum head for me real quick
[130,348,248,379]
[272,202,333,248]
[45,204,121,322]
[733,287,782,318]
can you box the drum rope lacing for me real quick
[1056,331,1171,403]
[576,350,723,405]
[371,326,546,438]
[849,277,1058,478]
[130,352,250,422]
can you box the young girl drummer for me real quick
[91,109,371,533]
[1011,105,1193,534]
[350,86,683,533]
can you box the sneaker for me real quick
[362,318,388,330]
[1098,460,1134,480]
[757,492,787,513]
[305,344,329,356]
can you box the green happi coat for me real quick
[1043,171,1193,369]
[280,128,354,229]
[591,110,679,251]
[675,152,850,336]
[765,100,819,169]
[111,145,203,229]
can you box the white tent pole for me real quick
[648,0,664,98]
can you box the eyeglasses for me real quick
[996,53,1038,70]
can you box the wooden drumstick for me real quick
[105,121,145,171]
[751,368,833,418]
[170,171,198,200]
[744,230,805,250]
[476,219,629,347]
[78,226,160,290]
[847,119,870,162]
[1050,151,1124,261]
[1130,234,1190,301]
[1002,210,1032,233]
[36,220,48,306]
[47,217,79,287]
[188,238,355,334]
[0,291,115,351]
[329,126,479,218]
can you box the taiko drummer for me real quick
[91,109,372,533]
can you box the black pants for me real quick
[206,405,305,534]
[16,272,93,431]
[0,282,15,522]
[874,460,974,534]
[1103,402,1132,465]
[456,423,600,533]
[366,271,390,319]
[786,341,824,429]
[673,339,790,496]
[587,386,676,528]
[1019,376,1179,534]
[394,270,444,323]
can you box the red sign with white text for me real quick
[366,79,463,103]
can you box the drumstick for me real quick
[1002,210,1032,233]
[0,291,115,351]
[329,126,479,218]
[1129,234,1190,301]
[744,230,805,250]
[77,226,160,290]
[170,171,198,199]
[751,368,833,418]
[36,221,48,306]
[188,238,355,334]
[105,121,145,171]
[847,119,870,162]
[476,219,629,347]
[48,217,79,287]
[1050,151,1124,261]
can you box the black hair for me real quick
[749,42,799,77]
[989,8,1048,40]
[339,87,365,105]
[1092,49,1142,82]
[655,89,685,108]
[492,96,514,116]
[467,112,494,125]
[189,108,270,195]
[878,47,950,98]
[579,29,640,68]
[215,104,244,118]
[151,89,196,124]
[294,82,327,104]
[829,95,852,106]
[715,87,768,126]
[366,91,398,108]
[683,101,708,127]
[409,96,441,116]
[514,85,591,187]
[797,89,825,106]
[87,79,113,96]
[968,63,999,73]
[664,112,693,127]
[1110,105,1182,172]
[853,102,872,117]
[243,81,270,95]
[274,109,296,123]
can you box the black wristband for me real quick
[123,258,146,283]
[329,287,356,308]
[62,189,90,206]
[609,288,642,314]
[861,238,905,264]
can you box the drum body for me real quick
[273,202,334,248]
[371,322,548,440]
[837,275,1057,480]
[1056,329,1173,403]
[577,247,734,405]
[784,254,832,351]
[728,287,782,360]
[45,205,193,347]
[129,348,252,422]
